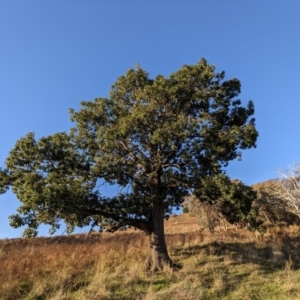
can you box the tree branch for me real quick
[82,208,152,233]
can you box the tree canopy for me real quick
[0,59,258,270]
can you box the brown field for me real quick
[1,214,300,300]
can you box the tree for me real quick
[254,164,300,223]
[184,177,259,233]
[0,59,258,271]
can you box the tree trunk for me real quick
[144,201,177,271]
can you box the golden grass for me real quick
[1,215,300,299]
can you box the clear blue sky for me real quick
[1,1,300,238]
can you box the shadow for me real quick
[168,236,300,298]
[173,234,300,273]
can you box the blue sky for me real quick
[1,1,300,238]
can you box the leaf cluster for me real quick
[191,175,260,228]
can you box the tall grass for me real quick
[1,215,300,299]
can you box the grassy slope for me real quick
[1,214,300,300]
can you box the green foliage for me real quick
[182,206,189,214]
[0,168,9,195]
[4,132,96,237]
[1,58,258,237]
[186,176,261,231]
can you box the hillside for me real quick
[1,214,300,300]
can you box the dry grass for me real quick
[1,215,300,299]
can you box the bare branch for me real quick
[267,163,300,219]
[161,163,181,169]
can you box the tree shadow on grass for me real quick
[173,234,300,273]
[169,237,300,298]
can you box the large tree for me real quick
[1,59,258,270]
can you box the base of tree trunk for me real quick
[144,250,181,272]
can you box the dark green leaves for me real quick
[0,168,9,195]
[2,58,258,236]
